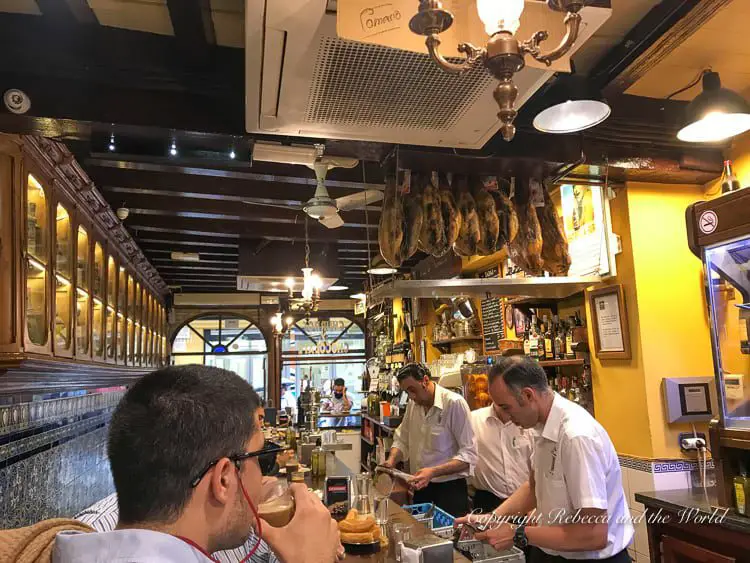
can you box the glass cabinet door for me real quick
[75,226,90,355]
[127,275,135,364]
[92,243,104,358]
[106,256,116,360]
[135,283,142,364]
[118,268,127,362]
[53,204,72,353]
[26,174,49,347]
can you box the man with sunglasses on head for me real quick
[54,365,341,563]
[381,363,478,518]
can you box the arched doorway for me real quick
[171,314,269,400]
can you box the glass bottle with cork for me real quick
[722,160,741,194]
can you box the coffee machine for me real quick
[297,378,321,432]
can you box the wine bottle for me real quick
[722,160,741,194]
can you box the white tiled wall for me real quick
[619,458,694,563]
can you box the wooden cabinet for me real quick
[0,134,169,392]
[662,535,735,563]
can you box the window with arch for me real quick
[171,314,269,400]
[281,316,366,413]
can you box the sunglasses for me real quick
[190,442,287,488]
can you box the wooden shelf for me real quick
[537,359,585,368]
[431,336,482,348]
[361,434,374,446]
[361,413,398,433]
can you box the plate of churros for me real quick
[337,509,385,554]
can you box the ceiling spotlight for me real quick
[230,148,236,160]
[367,254,398,276]
[533,75,611,134]
[327,285,349,291]
[108,133,116,152]
[169,140,178,157]
[676,71,750,143]
[350,293,366,300]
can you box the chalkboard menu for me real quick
[481,297,504,353]
[478,265,504,353]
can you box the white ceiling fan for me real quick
[243,153,384,229]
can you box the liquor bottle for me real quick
[523,328,531,357]
[528,316,538,359]
[544,319,553,360]
[574,311,583,327]
[554,320,565,360]
[722,160,741,194]
[537,322,546,360]
[565,322,575,359]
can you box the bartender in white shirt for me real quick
[382,363,478,517]
[322,378,353,414]
[457,356,633,563]
[469,401,534,513]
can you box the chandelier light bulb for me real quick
[476,0,524,35]
[108,133,116,152]
[169,140,178,157]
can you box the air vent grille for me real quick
[305,37,493,131]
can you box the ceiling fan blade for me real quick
[319,213,345,229]
[242,200,304,211]
[335,189,384,211]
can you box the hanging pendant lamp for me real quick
[533,75,611,134]
[677,71,750,143]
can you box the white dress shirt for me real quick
[75,493,279,563]
[533,393,633,560]
[323,393,353,414]
[469,406,534,499]
[392,384,478,482]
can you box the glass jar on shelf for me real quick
[26,174,49,348]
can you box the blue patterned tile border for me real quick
[618,454,715,473]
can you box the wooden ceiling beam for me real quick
[150,257,239,265]
[35,0,98,25]
[127,216,374,243]
[167,0,216,51]
[88,161,384,193]
[144,247,239,257]
[590,0,733,97]
[101,192,379,227]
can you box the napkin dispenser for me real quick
[401,535,454,563]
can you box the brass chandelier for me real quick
[409,0,586,141]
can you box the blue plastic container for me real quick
[401,503,455,530]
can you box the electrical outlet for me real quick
[679,432,707,451]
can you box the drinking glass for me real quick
[391,523,412,562]
[354,473,372,498]
[352,494,373,517]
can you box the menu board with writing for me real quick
[478,266,504,353]
[481,298,504,353]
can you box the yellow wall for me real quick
[585,187,653,458]
[628,183,716,458]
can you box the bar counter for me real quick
[635,488,750,562]
[303,457,470,562]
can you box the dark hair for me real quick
[396,363,431,383]
[108,365,261,524]
[488,356,549,397]
[334,378,346,387]
[281,383,289,391]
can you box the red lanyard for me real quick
[176,468,264,563]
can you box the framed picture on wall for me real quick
[588,284,631,360]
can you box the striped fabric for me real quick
[75,494,280,563]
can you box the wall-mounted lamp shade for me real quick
[677,72,750,143]
[533,76,611,134]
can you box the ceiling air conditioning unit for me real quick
[245,0,610,149]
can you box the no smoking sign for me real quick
[699,210,718,234]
